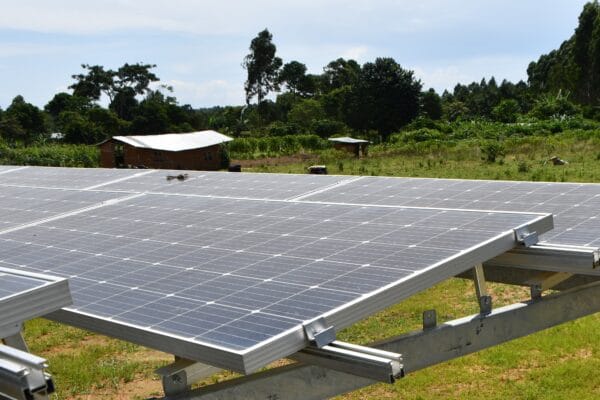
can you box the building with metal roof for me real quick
[328,136,370,157]
[98,130,233,170]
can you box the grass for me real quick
[19,134,600,399]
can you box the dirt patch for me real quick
[66,375,164,400]
[42,334,112,357]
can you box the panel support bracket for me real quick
[303,318,336,348]
[156,358,222,397]
[514,226,539,247]
[294,341,404,383]
[526,271,573,299]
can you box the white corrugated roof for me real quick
[112,130,233,152]
[328,136,369,144]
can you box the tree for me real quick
[321,58,361,92]
[70,63,161,106]
[59,111,104,144]
[287,99,325,131]
[350,58,422,140]
[130,91,173,134]
[44,92,91,118]
[70,64,115,101]
[242,29,283,106]
[491,99,521,123]
[421,88,442,120]
[278,61,308,95]
[3,96,47,144]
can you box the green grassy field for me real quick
[21,136,600,399]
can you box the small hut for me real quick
[328,137,370,157]
[98,130,233,170]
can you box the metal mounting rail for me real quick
[486,243,600,275]
[162,281,600,400]
[0,344,54,400]
[165,283,600,400]
[294,341,403,383]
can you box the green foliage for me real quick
[278,61,315,96]
[263,121,301,136]
[321,58,361,92]
[421,88,443,120]
[528,1,600,104]
[492,99,521,123]
[243,29,283,106]
[349,57,422,140]
[480,140,506,163]
[287,99,325,130]
[1,95,48,144]
[226,134,328,158]
[311,119,348,138]
[530,91,581,119]
[0,143,99,167]
[391,128,447,143]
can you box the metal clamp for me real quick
[296,341,404,383]
[514,227,539,247]
[303,318,336,348]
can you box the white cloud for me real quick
[166,79,244,107]
[412,55,533,93]
[341,46,369,62]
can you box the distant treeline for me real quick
[1,1,600,148]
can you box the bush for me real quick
[311,119,348,138]
[391,128,446,143]
[480,140,506,163]
[492,99,521,123]
[0,144,99,167]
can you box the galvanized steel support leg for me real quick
[3,331,29,352]
[473,263,492,314]
[156,358,222,397]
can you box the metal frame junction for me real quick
[152,234,600,399]
[0,269,71,399]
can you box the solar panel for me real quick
[0,187,134,231]
[302,176,600,247]
[97,169,358,200]
[0,266,71,337]
[0,183,552,372]
[0,166,142,189]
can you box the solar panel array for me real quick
[0,166,568,372]
[303,176,600,247]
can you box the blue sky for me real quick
[0,0,590,109]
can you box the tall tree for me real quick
[350,58,422,140]
[321,58,361,92]
[421,88,442,120]
[278,61,316,96]
[70,64,115,101]
[2,96,47,144]
[242,29,282,106]
[70,63,161,109]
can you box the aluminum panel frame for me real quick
[46,214,552,374]
[0,268,72,337]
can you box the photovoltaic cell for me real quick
[0,187,131,230]
[97,169,356,200]
[0,187,550,370]
[303,176,600,247]
[0,166,563,372]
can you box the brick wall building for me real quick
[98,131,232,170]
